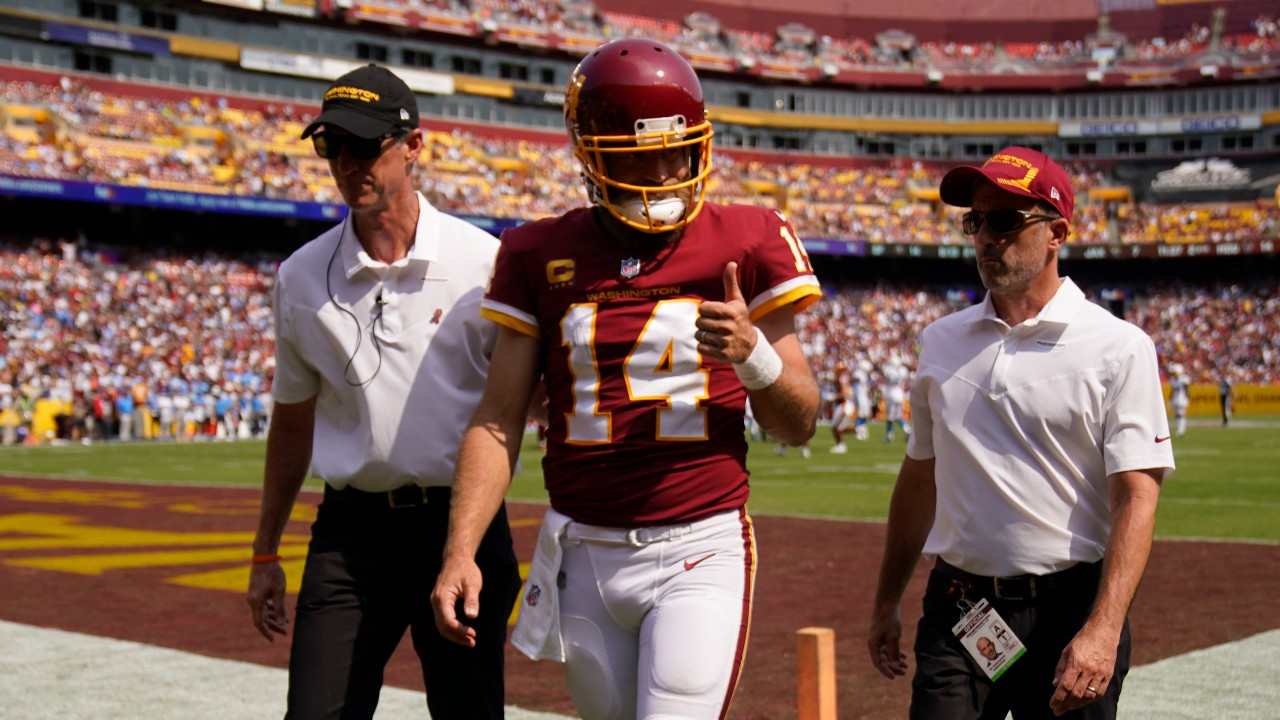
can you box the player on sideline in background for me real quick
[1218,372,1233,427]
[1168,364,1190,436]
[431,38,821,720]
[829,363,856,453]
[881,354,911,443]
[853,360,874,441]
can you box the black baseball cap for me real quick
[300,64,420,140]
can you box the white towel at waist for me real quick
[511,507,570,662]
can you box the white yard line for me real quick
[1119,628,1280,720]
[1,620,1277,719]
[0,620,573,720]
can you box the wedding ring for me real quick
[1086,686,1098,694]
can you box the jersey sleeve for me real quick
[739,209,822,321]
[480,230,540,339]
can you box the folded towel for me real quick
[511,508,570,662]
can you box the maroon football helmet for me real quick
[565,38,714,232]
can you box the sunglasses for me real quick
[312,129,407,161]
[961,209,1060,236]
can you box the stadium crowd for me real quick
[1127,281,1280,390]
[4,76,1279,248]
[1,236,1274,445]
[341,0,1280,76]
[1,5,1278,444]
[0,237,275,446]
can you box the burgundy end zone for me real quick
[1,476,1277,719]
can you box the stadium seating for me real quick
[5,73,1278,247]
[320,0,1280,84]
[2,4,1277,446]
[2,235,1272,445]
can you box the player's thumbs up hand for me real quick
[722,261,745,303]
[697,261,754,364]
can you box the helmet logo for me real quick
[634,115,686,146]
[565,73,585,127]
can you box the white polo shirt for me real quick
[906,278,1175,577]
[271,193,499,491]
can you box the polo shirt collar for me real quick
[338,192,440,279]
[972,277,1086,328]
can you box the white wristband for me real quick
[733,326,784,390]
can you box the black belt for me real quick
[325,483,451,510]
[934,557,1100,602]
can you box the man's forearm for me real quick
[1086,472,1161,633]
[252,403,314,555]
[442,419,522,562]
[873,457,937,613]
[749,365,819,446]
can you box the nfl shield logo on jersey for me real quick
[620,257,641,279]
[526,584,541,607]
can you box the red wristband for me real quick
[251,554,283,565]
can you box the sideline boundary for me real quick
[2,620,1276,719]
[0,620,575,720]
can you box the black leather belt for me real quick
[326,484,451,510]
[935,557,1100,601]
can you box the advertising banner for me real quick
[0,175,512,237]
[202,0,263,10]
[1059,114,1261,138]
[0,174,344,221]
[42,22,171,56]
[240,49,454,95]
[1171,384,1280,416]
[264,0,315,18]
[1112,156,1280,203]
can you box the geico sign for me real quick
[1181,116,1240,132]
[1156,114,1261,134]
[1059,121,1154,137]
[1082,122,1140,136]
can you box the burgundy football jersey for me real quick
[482,203,821,527]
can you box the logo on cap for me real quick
[300,65,418,140]
[985,153,1040,193]
[324,86,380,104]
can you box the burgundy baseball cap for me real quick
[939,147,1074,220]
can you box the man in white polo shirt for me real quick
[245,64,519,719]
[867,147,1175,720]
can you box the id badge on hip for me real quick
[952,597,1026,680]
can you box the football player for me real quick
[431,38,822,720]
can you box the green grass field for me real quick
[1,417,1276,542]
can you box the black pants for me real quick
[286,485,520,720]
[910,561,1131,720]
